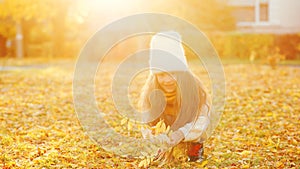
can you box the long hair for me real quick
[139,71,207,131]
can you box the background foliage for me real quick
[0,0,300,168]
[209,33,300,60]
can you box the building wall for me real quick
[228,0,300,33]
[228,0,255,7]
[269,0,300,28]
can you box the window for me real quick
[231,0,269,24]
[259,2,269,22]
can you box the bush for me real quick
[208,33,300,60]
[274,34,300,59]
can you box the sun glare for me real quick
[90,0,133,11]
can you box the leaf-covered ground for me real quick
[0,62,299,168]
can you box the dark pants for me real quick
[187,142,204,162]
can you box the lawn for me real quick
[0,61,299,168]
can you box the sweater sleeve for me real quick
[188,115,209,142]
[179,115,210,142]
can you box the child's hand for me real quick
[155,133,170,144]
[169,130,184,146]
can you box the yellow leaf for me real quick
[200,160,208,167]
[161,122,166,132]
[276,138,280,148]
[268,137,275,145]
[154,120,168,135]
[266,112,273,117]
[271,149,277,153]
[276,161,283,167]
[138,158,150,168]
[241,164,250,168]
[156,120,163,129]
[121,118,128,125]
[138,159,146,168]
[240,150,251,156]
[166,125,170,134]
[128,121,133,131]
[146,158,151,165]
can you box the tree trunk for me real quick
[52,6,68,58]
[15,22,23,58]
[0,35,7,57]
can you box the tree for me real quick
[0,0,87,58]
[148,0,236,31]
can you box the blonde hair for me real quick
[139,71,208,131]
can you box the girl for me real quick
[139,31,211,162]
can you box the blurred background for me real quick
[1,1,300,168]
[0,0,299,66]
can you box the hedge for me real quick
[208,33,300,60]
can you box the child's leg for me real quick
[187,142,204,162]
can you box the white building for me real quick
[228,0,300,33]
